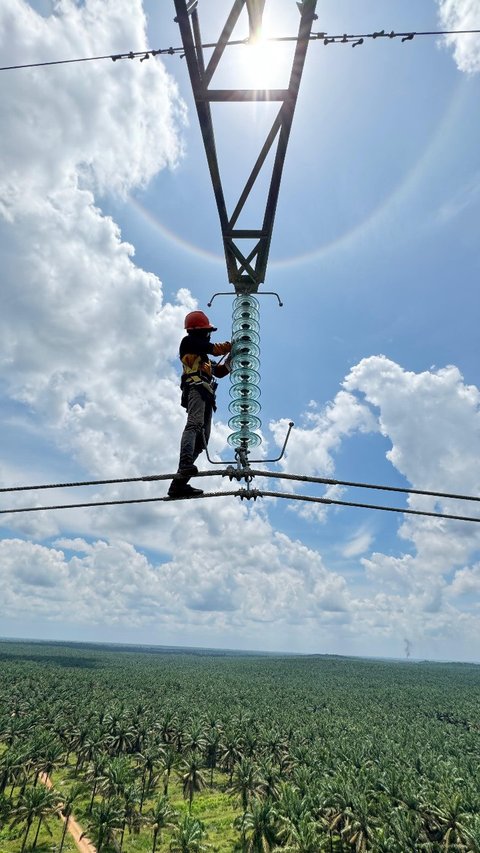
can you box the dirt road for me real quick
[40,773,97,853]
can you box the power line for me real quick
[0,472,172,493]
[247,470,480,504]
[256,491,480,523]
[1,468,479,505]
[0,488,478,523]
[0,491,240,513]
[1,27,479,72]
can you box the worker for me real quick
[168,310,231,499]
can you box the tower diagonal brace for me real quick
[174,0,318,292]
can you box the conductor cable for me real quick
[1,27,479,72]
[0,469,478,504]
[0,488,478,523]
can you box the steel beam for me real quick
[174,0,317,291]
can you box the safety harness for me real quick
[180,366,218,409]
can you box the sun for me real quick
[244,35,281,87]
[241,25,290,89]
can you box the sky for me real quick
[0,0,479,662]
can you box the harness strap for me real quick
[180,369,211,388]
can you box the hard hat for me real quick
[184,310,217,332]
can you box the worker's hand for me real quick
[213,341,232,356]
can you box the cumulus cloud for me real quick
[344,356,480,520]
[437,0,480,73]
[0,521,351,641]
[272,390,378,478]
[267,356,480,655]
[448,562,480,601]
[0,0,184,198]
[0,0,195,506]
[342,357,480,655]
[268,391,378,520]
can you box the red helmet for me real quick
[184,310,217,332]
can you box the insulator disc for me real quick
[228,413,262,431]
[232,311,260,329]
[227,430,262,448]
[232,354,260,373]
[233,295,259,309]
[232,341,260,359]
[230,364,260,380]
[232,306,260,324]
[228,398,262,416]
[229,383,261,401]
[232,326,260,342]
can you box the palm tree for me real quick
[184,721,207,756]
[10,785,60,852]
[204,729,221,787]
[157,710,178,746]
[427,793,476,851]
[265,731,288,767]
[38,740,64,782]
[136,746,160,812]
[228,757,261,812]
[58,783,85,853]
[275,783,309,835]
[85,750,108,814]
[321,782,355,853]
[169,813,207,853]
[0,748,25,796]
[341,796,377,853]
[275,813,323,853]
[220,733,242,782]
[161,746,178,797]
[0,792,12,828]
[257,760,281,802]
[80,797,124,853]
[147,795,177,853]
[118,783,142,850]
[180,755,206,812]
[99,755,133,800]
[106,718,136,756]
[388,809,429,853]
[237,799,279,853]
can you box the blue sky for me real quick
[0,0,479,661]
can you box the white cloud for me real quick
[263,356,480,656]
[345,356,480,563]
[344,356,480,498]
[448,562,480,600]
[272,390,378,478]
[342,526,374,559]
[0,0,185,198]
[0,0,194,505]
[268,392,378,520]
[0,522,351,638]
[437,0,480,73]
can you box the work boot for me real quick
[176,464,199,478]
[167,481,203,499]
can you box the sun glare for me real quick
[243,30,287,88]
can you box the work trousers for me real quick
[178,385,213,474]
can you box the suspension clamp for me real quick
[239,488,260,501]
